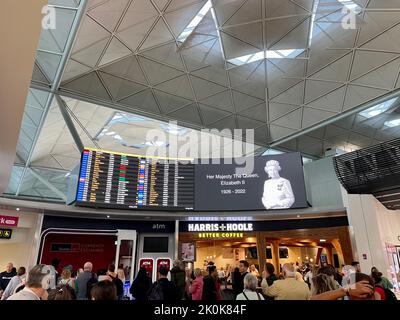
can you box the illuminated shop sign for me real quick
[198,232,244,239]
[0,215,19,227]
[0,229,12,239]
[187,223,253,232]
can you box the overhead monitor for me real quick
[75,149,308,212]
[75,148,194,210]
[194,152,308,211]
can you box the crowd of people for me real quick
[0,259,397,301]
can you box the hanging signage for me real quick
[0,215,19,227]
[187,223,253,232]
[139,258,154,281]
[0,229,12,239]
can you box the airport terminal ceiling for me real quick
[5,0,400,203]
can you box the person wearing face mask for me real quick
[7,264,52,300]
[261,160,295,210]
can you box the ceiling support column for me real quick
[0,0,48,194]
[55,95,84,153]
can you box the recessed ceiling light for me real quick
[106,215,110,218]
[296,214,300,218]
[16,207,20,211]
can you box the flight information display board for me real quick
[76,149,194,210]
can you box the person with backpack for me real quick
[236,273,264,300]
[75,262,97,300]
[371,267,397,300]
[170,260,186,300]
[58,268,74,288]
[371,267,394,290]
[147,267,180,302]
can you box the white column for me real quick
[174,220,179,260]
[344,193,398,277]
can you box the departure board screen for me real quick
[76,149,194,210]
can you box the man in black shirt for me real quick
[0,263,17,297]
[148,267,180,302]
[236,260,249,296]
[202,265,219,301]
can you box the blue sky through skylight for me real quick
[384,118,400,128]
[358,98,398,119]
[177,0,212,43]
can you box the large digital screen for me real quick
[194,153,308,211]
[75,149,308,212]
[76,148,194,210]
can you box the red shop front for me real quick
[40,233,117,274]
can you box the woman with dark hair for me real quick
[232,267,242,296]
[264,263,278,286]
[260,263,278,301]
[91,281,117,300]
[370,267,393,290]
[48,285,76,300]
[130,267,151,301]
[351,273,383,300]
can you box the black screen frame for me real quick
[142,236,169,253]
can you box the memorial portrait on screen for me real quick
[261,160,295,210]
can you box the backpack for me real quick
[147,281,164,300]
[376,284,397,301]
[171,269,186,288]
